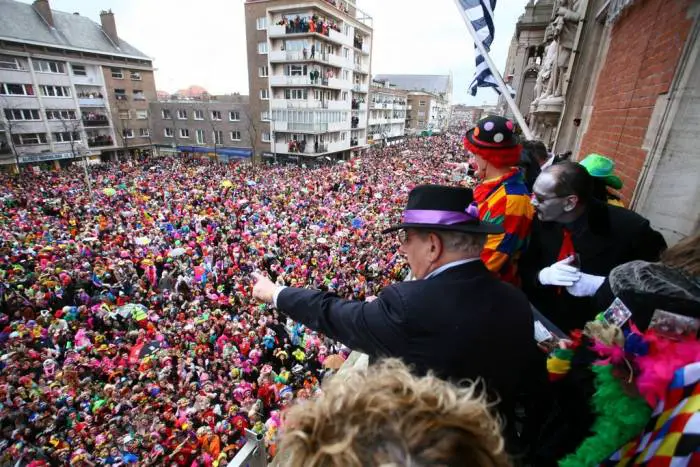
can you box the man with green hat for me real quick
[579,153,624,207]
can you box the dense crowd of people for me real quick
[0,135,468,465]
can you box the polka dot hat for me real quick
[464,115,522,168]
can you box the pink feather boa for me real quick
[634,332,700,406]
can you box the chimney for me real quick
[33,0,54,28]
[100,9,119,46]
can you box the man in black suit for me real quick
[520,162,667,333]
[252,185,536,432]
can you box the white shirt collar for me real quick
[424,258,480,280]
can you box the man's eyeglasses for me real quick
[530,193,569,205]
[397,229,409,244]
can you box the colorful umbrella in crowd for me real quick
[220,180,233,188]
[168,247,186,257]
[102,187,116,197]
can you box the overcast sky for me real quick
[19,0,529,104]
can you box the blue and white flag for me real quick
[460,0,514,97]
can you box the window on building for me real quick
[0,55,21,70]
[195,129,205,144]
[114,89,127,101]
[230,131,241,141]
[257,42,268,54]
[162,109,172,119]
[12,133,48,145]
[286,64,307,76]
[139,128,150,137]
[132,90,146,100]
[258,66,268,77]
[260,111,270,121]
[130,71,142,80]
[0,83,34,96]
[213,130,223,144]
[260,89,270,100]
[122,129,134,139]
[33,60,65,73]
[53,131,81,142]
[417,111,425,117]
[179,128,190,138]
[193,109,204,120]
[256,17,268,30]
[135,110,148,120]
[164,128,173,137]
[341,132,346,141]
[71,64,87,76]
[177,109,188,119]
[211,110,222,120]
[40,85,71,97]
[419,100,426,106]
[111,68,123,79]
[342,70,349,80]
[284,89,307,100]
[229,111,240,121]
[4,109,40,121]
[343,48,350,58]
[261,132,271,142]
[46,109,76,120]
[118,110,130,120]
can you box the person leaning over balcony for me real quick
[252,185,538,447]
[277,359,511,467]
[464,116,535,286]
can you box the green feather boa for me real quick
[559,364,652,467]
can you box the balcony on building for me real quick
[276,140,328,155]
[352,82,368,93]
[77,87,106,107]
[87,131,114,148]
[270,98,346,110]
[82,112,110,127]
[267,20,348,48]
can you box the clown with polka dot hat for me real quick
[464,115,535,286]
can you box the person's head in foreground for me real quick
[382,185,503,279]
[464,115,522,179]
[277,359,510,467]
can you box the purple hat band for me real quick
[402,204,480,226]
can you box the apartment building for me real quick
[368,79,407,146]
[244,0,373,164]
[374,74,452,135]
[149,94,253,161]
[0,0,156,172]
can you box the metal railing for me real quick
[227,429,267,467]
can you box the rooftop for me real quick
[373,74,452,96]
[0,0,150,60]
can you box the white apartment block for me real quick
[0,55,116,168]
[246,0,373,163]
[368,80,407,146]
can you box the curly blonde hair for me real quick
[277,359,510,467]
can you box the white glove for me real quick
[538,256,581,286]
[566,273,605,297]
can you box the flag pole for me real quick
[454,0,534,140]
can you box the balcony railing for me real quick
[272,121,329,133]
[78,97,105,107]
[88,137,113,147]
[82,117,110,127]
[352,83,368,93]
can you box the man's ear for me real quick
[563,194,579,212]
[428,232,442,261]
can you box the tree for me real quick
[0,97,25,175]
[56,111,83,161]
[204,104,220,163]
[242,105,260,164]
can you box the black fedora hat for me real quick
[382,185,503,235]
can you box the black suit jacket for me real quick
[520,201,667,333]
[276,261,536,418]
